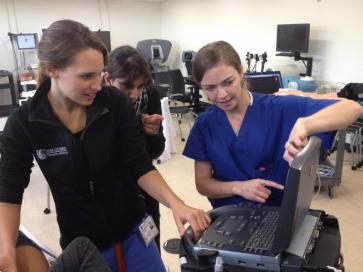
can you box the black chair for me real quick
[153,69,192,142]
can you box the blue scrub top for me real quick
[183,92,336,208]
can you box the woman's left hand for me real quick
[284,118,309,165]
[170,202,211,241]
[142,114,163,135]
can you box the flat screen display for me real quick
[276,24,310,53]
[94,31,111,52]
[16,34,37,50]
[244,71,283,94]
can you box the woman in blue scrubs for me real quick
[183,41,362,209]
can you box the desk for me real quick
[184,76,211,115]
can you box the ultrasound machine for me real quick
[179,137,343,272]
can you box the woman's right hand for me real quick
[170,201,211,241]
[142,114,164,135]
[0,247,17,272]
[231,179,284,203]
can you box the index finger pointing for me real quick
[264,180,284,190]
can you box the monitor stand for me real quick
[276,52,313,77]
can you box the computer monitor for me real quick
[94,30,111,52]
[16,34,37,50]
[244,71,283,94]
[276,24,310,53]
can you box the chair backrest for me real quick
[153,69,188,100]
[153,70,171,86]
[168,69,186,96]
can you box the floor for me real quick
[13,118,363,272]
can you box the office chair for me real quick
[168,69,193,105]
[153,69,192,142]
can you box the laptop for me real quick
[183,137,321,271]
[244,71,283,94]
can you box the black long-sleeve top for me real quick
[0,80,154,250]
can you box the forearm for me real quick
[306,92,342,100]
[196,177,240,199]
[0,203,21,258]
[137,170,184,209]
[275,90,345,100]
[301,99,362,135]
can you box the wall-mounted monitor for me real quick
[276,24,310,53]
[16,34,37,50]
[94,30,111,52]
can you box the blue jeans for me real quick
[101,224,166,272]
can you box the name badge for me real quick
[138,215,159,246]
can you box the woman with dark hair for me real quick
[104,45,165,251]
[104,45,165,160]
[183,40,362,209]
[0,19,210,272]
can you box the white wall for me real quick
[0,0,162,104]
[1,0,362,99]
[160,0,363,84]
[0,0,161,71]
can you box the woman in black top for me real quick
[104,45,165,251]
[0,20,210,272]
[104,45,165,160]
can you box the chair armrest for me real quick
[170,93,183,99]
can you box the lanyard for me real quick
[114,241,126,272]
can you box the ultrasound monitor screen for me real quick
[244,72,283,94]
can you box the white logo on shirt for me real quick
[36,147,68,160]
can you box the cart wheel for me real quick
[328,187,334,199]
[351,166,357,171]
[44,208,51,214]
